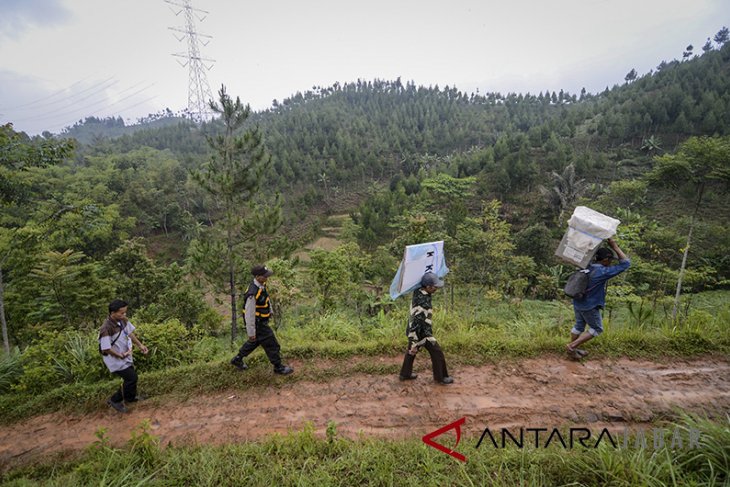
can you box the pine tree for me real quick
[625,69,638,83]
[714,26,729,46]
[192,86,280,343]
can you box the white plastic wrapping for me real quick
[389,240,449,299]
[555,206,620,267]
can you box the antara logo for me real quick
[423,417,702,462]
[421,417,467,462]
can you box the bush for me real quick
[534,273,559,300]
[133,281,215,329]
[8,319,215,395]
[15,330,104,394]
[133,319,205,371]
[0,347,23,394]
[195,307,225,335]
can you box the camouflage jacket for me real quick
[406,288,434,344]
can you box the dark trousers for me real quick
[111,365,138,403]
[236,321,282,367]
[400,339,449,382]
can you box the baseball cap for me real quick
[420,272,444,288]
[251,264,274,277]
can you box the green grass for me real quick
[2,415,728,486]
[1,291,728,425]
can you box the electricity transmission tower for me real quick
[165,0,215,123]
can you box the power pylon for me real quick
[165,0,215,123]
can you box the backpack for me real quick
[564,269,592,300]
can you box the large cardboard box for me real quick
[555,206,620,268]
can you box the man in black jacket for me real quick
[230,264,293,375]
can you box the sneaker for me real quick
[399,374,418,381]
[438,377,454,385]
[274,365,294,375]
[575,349,589,358]
[230,356,248,371]
[107,400,128,413]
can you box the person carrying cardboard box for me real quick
[566,238,630,359]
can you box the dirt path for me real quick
[1,355,729,468]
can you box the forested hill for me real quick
[55,34,730,259]
[61,33,729,276]
[78,37,730,193]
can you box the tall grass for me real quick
[2,416,727,486]
[276,290,729,360]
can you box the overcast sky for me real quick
[1,0,728,135]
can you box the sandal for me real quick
[565,345,582,360]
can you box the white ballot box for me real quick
[555,206,620,267]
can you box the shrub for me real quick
[0,347,23,394]
[534,273,559,300]
[15,330,104,394]
[195,307,225,335]
[133,319,205,371]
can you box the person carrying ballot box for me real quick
[398,272,454,385]
[567,238,630,359]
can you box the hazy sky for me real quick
[1,0,728,135]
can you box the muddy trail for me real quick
[1,355,729,469]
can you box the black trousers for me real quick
[111,365,138,403]
[400,339,449,382]
[236,321,282,367]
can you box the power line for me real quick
[104,94,160,116]
[25,77,119,110]
[0,77,92,110]
[3,77,148,121]
[11,80,127,122]
[10,82,157,124]
[3,79,119,123]
[0,77,121,113]
[61,94,160,128]
[24,92,160,134]
[0,78,150,130]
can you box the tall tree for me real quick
[682,44,694,60]
[420,174,475,236]
[453,199,515,290]
[192,86,279,343]
[714,26,729,46]
[28,249,112,327]
[624,68,637,84]
[648,136,730,320]
[702,37,713,53]
[0,124,74,353]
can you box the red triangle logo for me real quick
[422,417,467,462]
